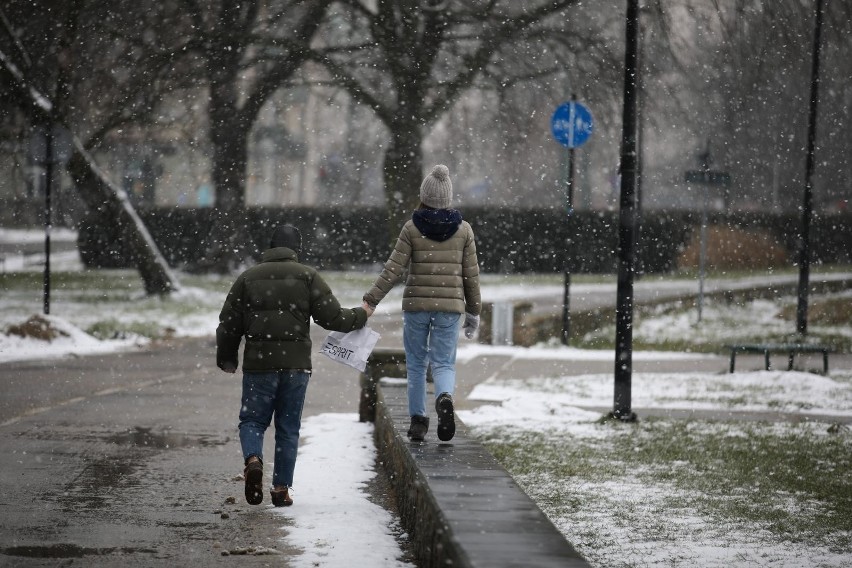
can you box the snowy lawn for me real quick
[459,369,852,568]
[581,288,852,353]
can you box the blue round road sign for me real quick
[551,101,594,148]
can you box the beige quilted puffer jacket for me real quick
[364,219,481,316]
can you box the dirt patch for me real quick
[5,315,68,341]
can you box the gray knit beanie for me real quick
[419,164,453,209]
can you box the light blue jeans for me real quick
[238,370,310,488]
[403,311,463,417]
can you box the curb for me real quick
[373,380,590,568]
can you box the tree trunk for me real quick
[382,127,424,247]
[198,81,254,272]
[0,46,179,295]
[67,141,180,295]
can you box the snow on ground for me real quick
[0,249,83,272]
[539,475,851,568]
[0,285,221,363]
[273,413,413,568]
[0,227,78,244]
[632,295,852,344]
[463,367,852,418]
[457,343,709,363]
[0,313,146,363]
[457,369,852,568]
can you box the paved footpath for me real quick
[0,333,370,567]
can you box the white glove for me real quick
[462,312,480,339]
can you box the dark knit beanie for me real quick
[419,164,453,209]
[269,224,302,253]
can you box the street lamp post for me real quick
[611,0,640,422]
[796,0,825,335]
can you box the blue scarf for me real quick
[412,208,462,242]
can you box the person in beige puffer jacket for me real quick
[363,164,481,442]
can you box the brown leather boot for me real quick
[270,486,293,507]
[244,456,264,505]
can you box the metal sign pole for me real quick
[562,95,577,345]
[551,97,593,346]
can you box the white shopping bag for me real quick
[319,327,381,372]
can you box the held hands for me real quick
[462,312,480,339]
[362,301,375,317]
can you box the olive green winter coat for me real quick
[217,247,368,371]
[364,219,481,316]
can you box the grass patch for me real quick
[778,296,852,326]
[476,419,852,555]
[86,319,173,340]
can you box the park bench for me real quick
[725,343,832,374]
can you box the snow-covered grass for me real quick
[625,292,852,352]
[458,368,852,567]
[0,270,225,361]
[572,288,852,353]
[464,370,852,417]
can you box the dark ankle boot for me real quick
[407,415,429,442]
[436,393,456,441]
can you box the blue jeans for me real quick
[238,370,310,488]
[403,311,462,417]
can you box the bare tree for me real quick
[0,0,182,293]
[655,0,852,212]
[174,0,334,270]
[313,0,596,242]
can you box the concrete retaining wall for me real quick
[373,380,590,568]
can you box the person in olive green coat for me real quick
[217,224,373,507]
[363,165,481,443]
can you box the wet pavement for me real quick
[0,335,366,567]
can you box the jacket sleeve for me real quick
[310,271,369,332]
[363,224,413,307]
[216,276,245,370]
[462,224,482,316]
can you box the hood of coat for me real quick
[412,208,462,242]
[262,247,298,263]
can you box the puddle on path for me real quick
[106,426,229,449]
[1,543,157,558]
